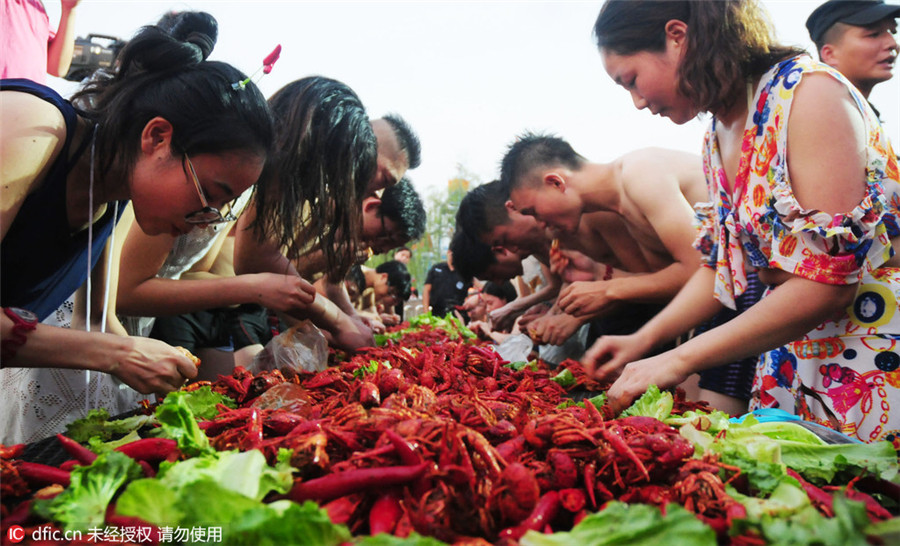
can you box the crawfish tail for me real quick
[289,463,428,503]
[786,468,834,517]
[498,490,561,540]
[369,491,404,535]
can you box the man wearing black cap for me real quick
[806,0,900,101]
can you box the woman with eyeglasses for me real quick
[0,11,273,443]
[585,0,899,446]
[115,75,379,374]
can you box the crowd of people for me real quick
[1,0,898,451]
[450,0,900,449]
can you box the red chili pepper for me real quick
[17,461,71,487]
[114,438,178,462]
[59,459,80,471]
[289,463,427,503]
[56,433,98,465]
[262,44,282,74]
[138,460,157,478]
[368,491,403,535]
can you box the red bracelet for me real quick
[603,265,614,281]
[2,307,38,361]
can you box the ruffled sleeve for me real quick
[766,164,892,285]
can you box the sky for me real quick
[44,0,900,201]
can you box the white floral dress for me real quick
[694,55,900,447]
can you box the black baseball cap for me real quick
[806,0,900,43]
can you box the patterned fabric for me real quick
[695,55,900,447]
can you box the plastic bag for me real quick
[248,320,328,377]
[495,333,534,363]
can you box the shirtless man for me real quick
[502,133,754,414]
[502,133,707,322]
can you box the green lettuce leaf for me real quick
[550,368,576,388]
[620,385,673,421]
[114,478,183,525]
[65,408,155,443]
[33,451,143,532]
[154,391,212,457]
[355,533,448,545]
[519,502,715,546]
[730,493,876,546]
[153,449,293,501]
[158,386,235,421]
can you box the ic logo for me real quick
[7,525,25,543]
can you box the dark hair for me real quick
[593,0,805,114]
[253,76,377,280]
[376,259,412,301]
[380,177,427,243]
[456,180,512,239]
[71,11,273,190]
[499,132,585,190]
[382,113,422,170]
[345,264,366,298]
[482,280,517,304]
[449,230,496,284]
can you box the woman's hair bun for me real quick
[159,10,218,60]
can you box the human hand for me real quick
[606,352,689,414]
[527,311,583,346]
[379,313,401,327]
[249,273,317,312]
[557,280,619,318]
[517,303,550,330]
[61,0,82,11]
[488,302,518,332]
[110,337,198,394]
[581,333,652,383]
[331,315,376,351]
[551,249,598,283]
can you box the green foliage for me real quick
[33,451,143,532]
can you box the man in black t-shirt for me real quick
[423,250,470,319]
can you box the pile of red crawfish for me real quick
[2,324,895,545]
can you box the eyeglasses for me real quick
[183,153,237,225]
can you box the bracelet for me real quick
[603,264,614,281]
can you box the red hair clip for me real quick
[233,44,282,90]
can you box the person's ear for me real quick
[543,173,566,192]
[140,117,175,156]
[664,19,688,48]
[504,199,516,213]
[362,197,382,214]
[820,43,837,65]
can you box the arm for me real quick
[604,72,870,412]
[233,200,371,349]
[489,265,562,330]
[606,276,855,413]
[585,266,722,380]
[422,283,432,312]
[1,311,197,393]
[46,0,81,78]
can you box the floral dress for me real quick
[693,55,900,447]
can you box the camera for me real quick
[64,34,127,82]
